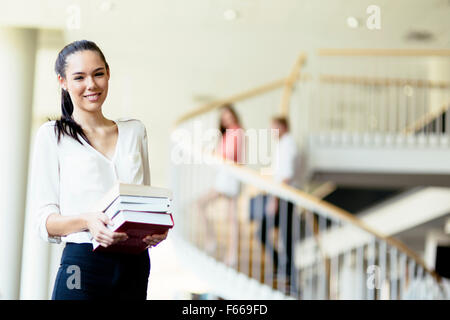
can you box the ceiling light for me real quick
[99,1,114,12]
[346,16,359,29]
[223,9,238,21]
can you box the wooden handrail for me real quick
[174,78,288,127]
[175,53,308,127]
[318,48,450,57]
[403,103,450,135]
[201,153,442,284]
[174,48,450,127]
[309,181,337,199]
[279,54,307,116]
[319,74,450,89]
[174,71,450,128]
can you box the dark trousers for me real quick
[251,195,295,281]
[52,243,150,300]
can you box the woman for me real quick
[29,40,167,300]
[197,104,244,267]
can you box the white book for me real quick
[117,194,171,204]
[90,181,173,212]
[104,197,172,219]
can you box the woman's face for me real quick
[59,50,110,114]
[221,109,237,128]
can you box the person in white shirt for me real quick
[29,40,167,300]
[271,118,304,190]
[255,116,303,292]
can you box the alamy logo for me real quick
[66,265,81,290]
[66,5,81,30]
[170,120,280,175]
[366,5,381,30]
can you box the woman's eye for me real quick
[95,73,104,77]
[74,76,83,80]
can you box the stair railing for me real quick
[170,49,450,299]
[170,138,445,299]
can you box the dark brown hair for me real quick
[272,116,289,131]
[219,103,241,134]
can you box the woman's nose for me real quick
[86,76,97,90]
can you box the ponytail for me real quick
[53,88,90,145]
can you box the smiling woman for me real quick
[28,40,167,300]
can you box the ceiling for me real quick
[1,0,449,49]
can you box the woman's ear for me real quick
[58,74,67,91]
[106,67,111,80]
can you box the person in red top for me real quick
[218,107,244,164]
[197,104,244,267]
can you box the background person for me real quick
[255,116,304,290]
[196,104,244,267]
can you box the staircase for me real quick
[170,49,450,300]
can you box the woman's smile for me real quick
[84,92,102,102]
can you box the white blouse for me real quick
[29,118,151,244]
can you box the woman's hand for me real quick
[142,230,169,249]
[82,212,128,248]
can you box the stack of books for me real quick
[91,181,174,254]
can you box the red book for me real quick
[93,210,174,254]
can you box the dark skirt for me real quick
[51,243,150,300]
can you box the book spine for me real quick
[119,195,171,202]
[104,199,120,219]
[119,202,171,212]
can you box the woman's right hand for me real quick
[82,212,128,247]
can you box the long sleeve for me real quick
[29,123,61,243]
[140,122,151,186]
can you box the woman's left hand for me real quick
[142,230,169,249]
